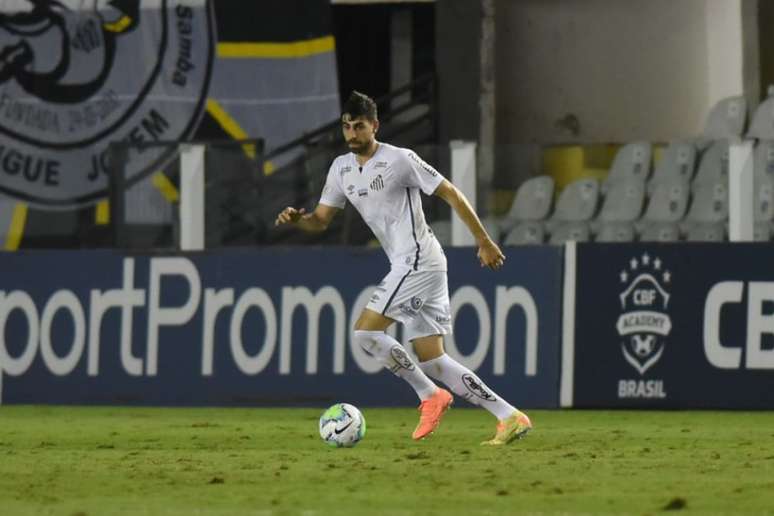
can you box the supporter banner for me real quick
[0,246,562,407]
[572,243,774,409]
[0,0,339,208]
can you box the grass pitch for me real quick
[1,406,773,515]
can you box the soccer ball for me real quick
[318,403,366,448]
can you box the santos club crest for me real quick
[0,0,214,207]
[616,253,673,375]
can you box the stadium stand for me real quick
[700,95,747,144]
[746,89,774,140]
[679,180,728,241]
[600,142,651,194]
[692,140,730,190]
[591,179,645,242]
[496,175,554,244]
[635,180,690,242]
[753,179,773,241]
[647,141,697,193]
[543,178,599,244]
[549,222,591,244]
[503,221,545,245]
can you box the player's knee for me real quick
[353,330,379,353]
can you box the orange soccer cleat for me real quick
[412,388,453,440]
[481,409,532,446]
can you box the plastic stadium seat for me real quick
[637,179,690,242]
[635,180,690,239]
[482,217,502,244]
[702,95,747,142]
[503,221,545,245]
[544,179,599,244]
[685,223,725,242]
[639,223,680,242]
[753,139,774,180]
[595,222,635,242]
[549,222,590,244]
[754,175,774,241]
[680,180,728,237]
[692,140,729,191]
[601,142,651,193]
[496,175,555,235]
[755,175,774,222]
[747,93,774,140]
[593,180,645,229]
[648,141,697,193]
[544,178,599,242]
[545,178,599,230]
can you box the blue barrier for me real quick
[570,243,774,409]
[0,246,563,407]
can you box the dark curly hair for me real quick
[341,91,377,122]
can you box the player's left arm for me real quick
[433,179,505,270]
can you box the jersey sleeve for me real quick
[319,162,347,208]
[398,150,445,195]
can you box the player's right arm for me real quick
[275,158,347,232]
[275,203,340,232]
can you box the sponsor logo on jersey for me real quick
[340,166,351,177]
[370,174,384,191]
[616,253,671,399]
[347,184,355,194]
[435,314,451,324]
[374,161,388,169]
[357,188,368,197]
[0,0,214,207]
[408,152,438,177]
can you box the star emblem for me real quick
[641,253,650,265]
[654,258,662,270]
[663,271,671,283]
[630,258,638,270]
[620,271,629,283]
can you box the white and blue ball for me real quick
[318,403,366,448]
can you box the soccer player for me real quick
[275,91,532,445]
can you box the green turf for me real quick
[1,406,773,515]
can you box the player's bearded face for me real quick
[342,114,377,154]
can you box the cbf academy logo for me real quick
[0,0,214,207]
[616,253,671,399]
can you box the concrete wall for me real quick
[496,0,718,144]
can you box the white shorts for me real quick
[366,269,453,341]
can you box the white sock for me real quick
[353,330,438,401]
[419,353,516,420]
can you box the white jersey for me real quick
[319,142,447,272]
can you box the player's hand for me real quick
[275,207,306,226]
[477,238,505,270]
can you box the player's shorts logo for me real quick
[0,0,214,207]
[616,253,673,375]
[462,374,496,401]
[410,296,423,310]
